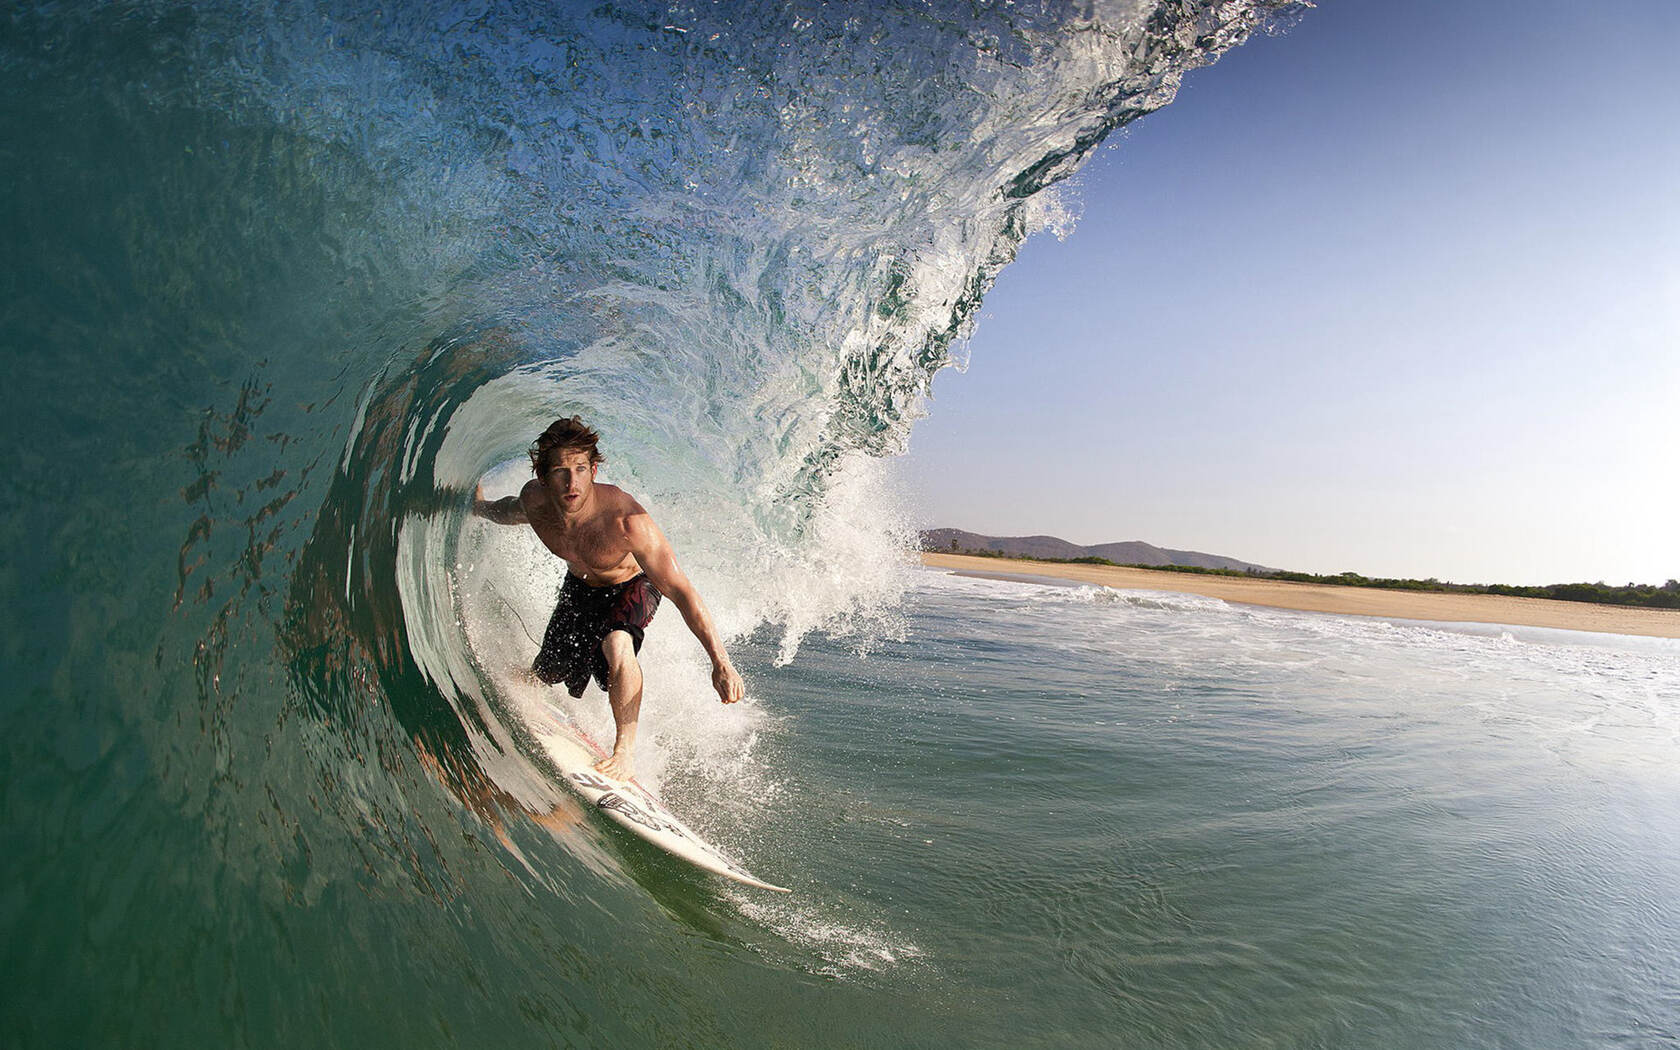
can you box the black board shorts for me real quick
[532,573,663,698]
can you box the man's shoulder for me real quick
[597,485,654,533]
[594,482,641,510]
[517,478,545,503]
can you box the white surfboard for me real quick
[532,707,790,894]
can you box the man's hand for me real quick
[712,659,744,705]
[471,482,529,525]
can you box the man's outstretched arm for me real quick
[471,483,529,525]
[625,512,744,705]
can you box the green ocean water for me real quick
[5,1,1679,1047]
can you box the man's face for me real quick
[543,450,597,509]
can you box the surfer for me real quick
[472,415,744,780]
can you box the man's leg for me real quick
[531,578,585,692]
[594,630,642,780]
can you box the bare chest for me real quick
[525,501,636,579]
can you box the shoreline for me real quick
[921,553,1680,640]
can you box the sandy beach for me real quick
[922,553,1680,640]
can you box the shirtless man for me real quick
[472,415,743,779]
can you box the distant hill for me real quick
[919,528,1274,574]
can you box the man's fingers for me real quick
[715,669,743,704]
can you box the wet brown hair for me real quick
[528,415,604,476]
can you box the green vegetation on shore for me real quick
[929,546,1680,611]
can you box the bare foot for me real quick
[594,750,633,781]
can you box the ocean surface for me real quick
[6,1,1680,1046]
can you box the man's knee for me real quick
[600,630,639,671]
[527,662,563,686]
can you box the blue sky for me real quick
[898,0,1679,586]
